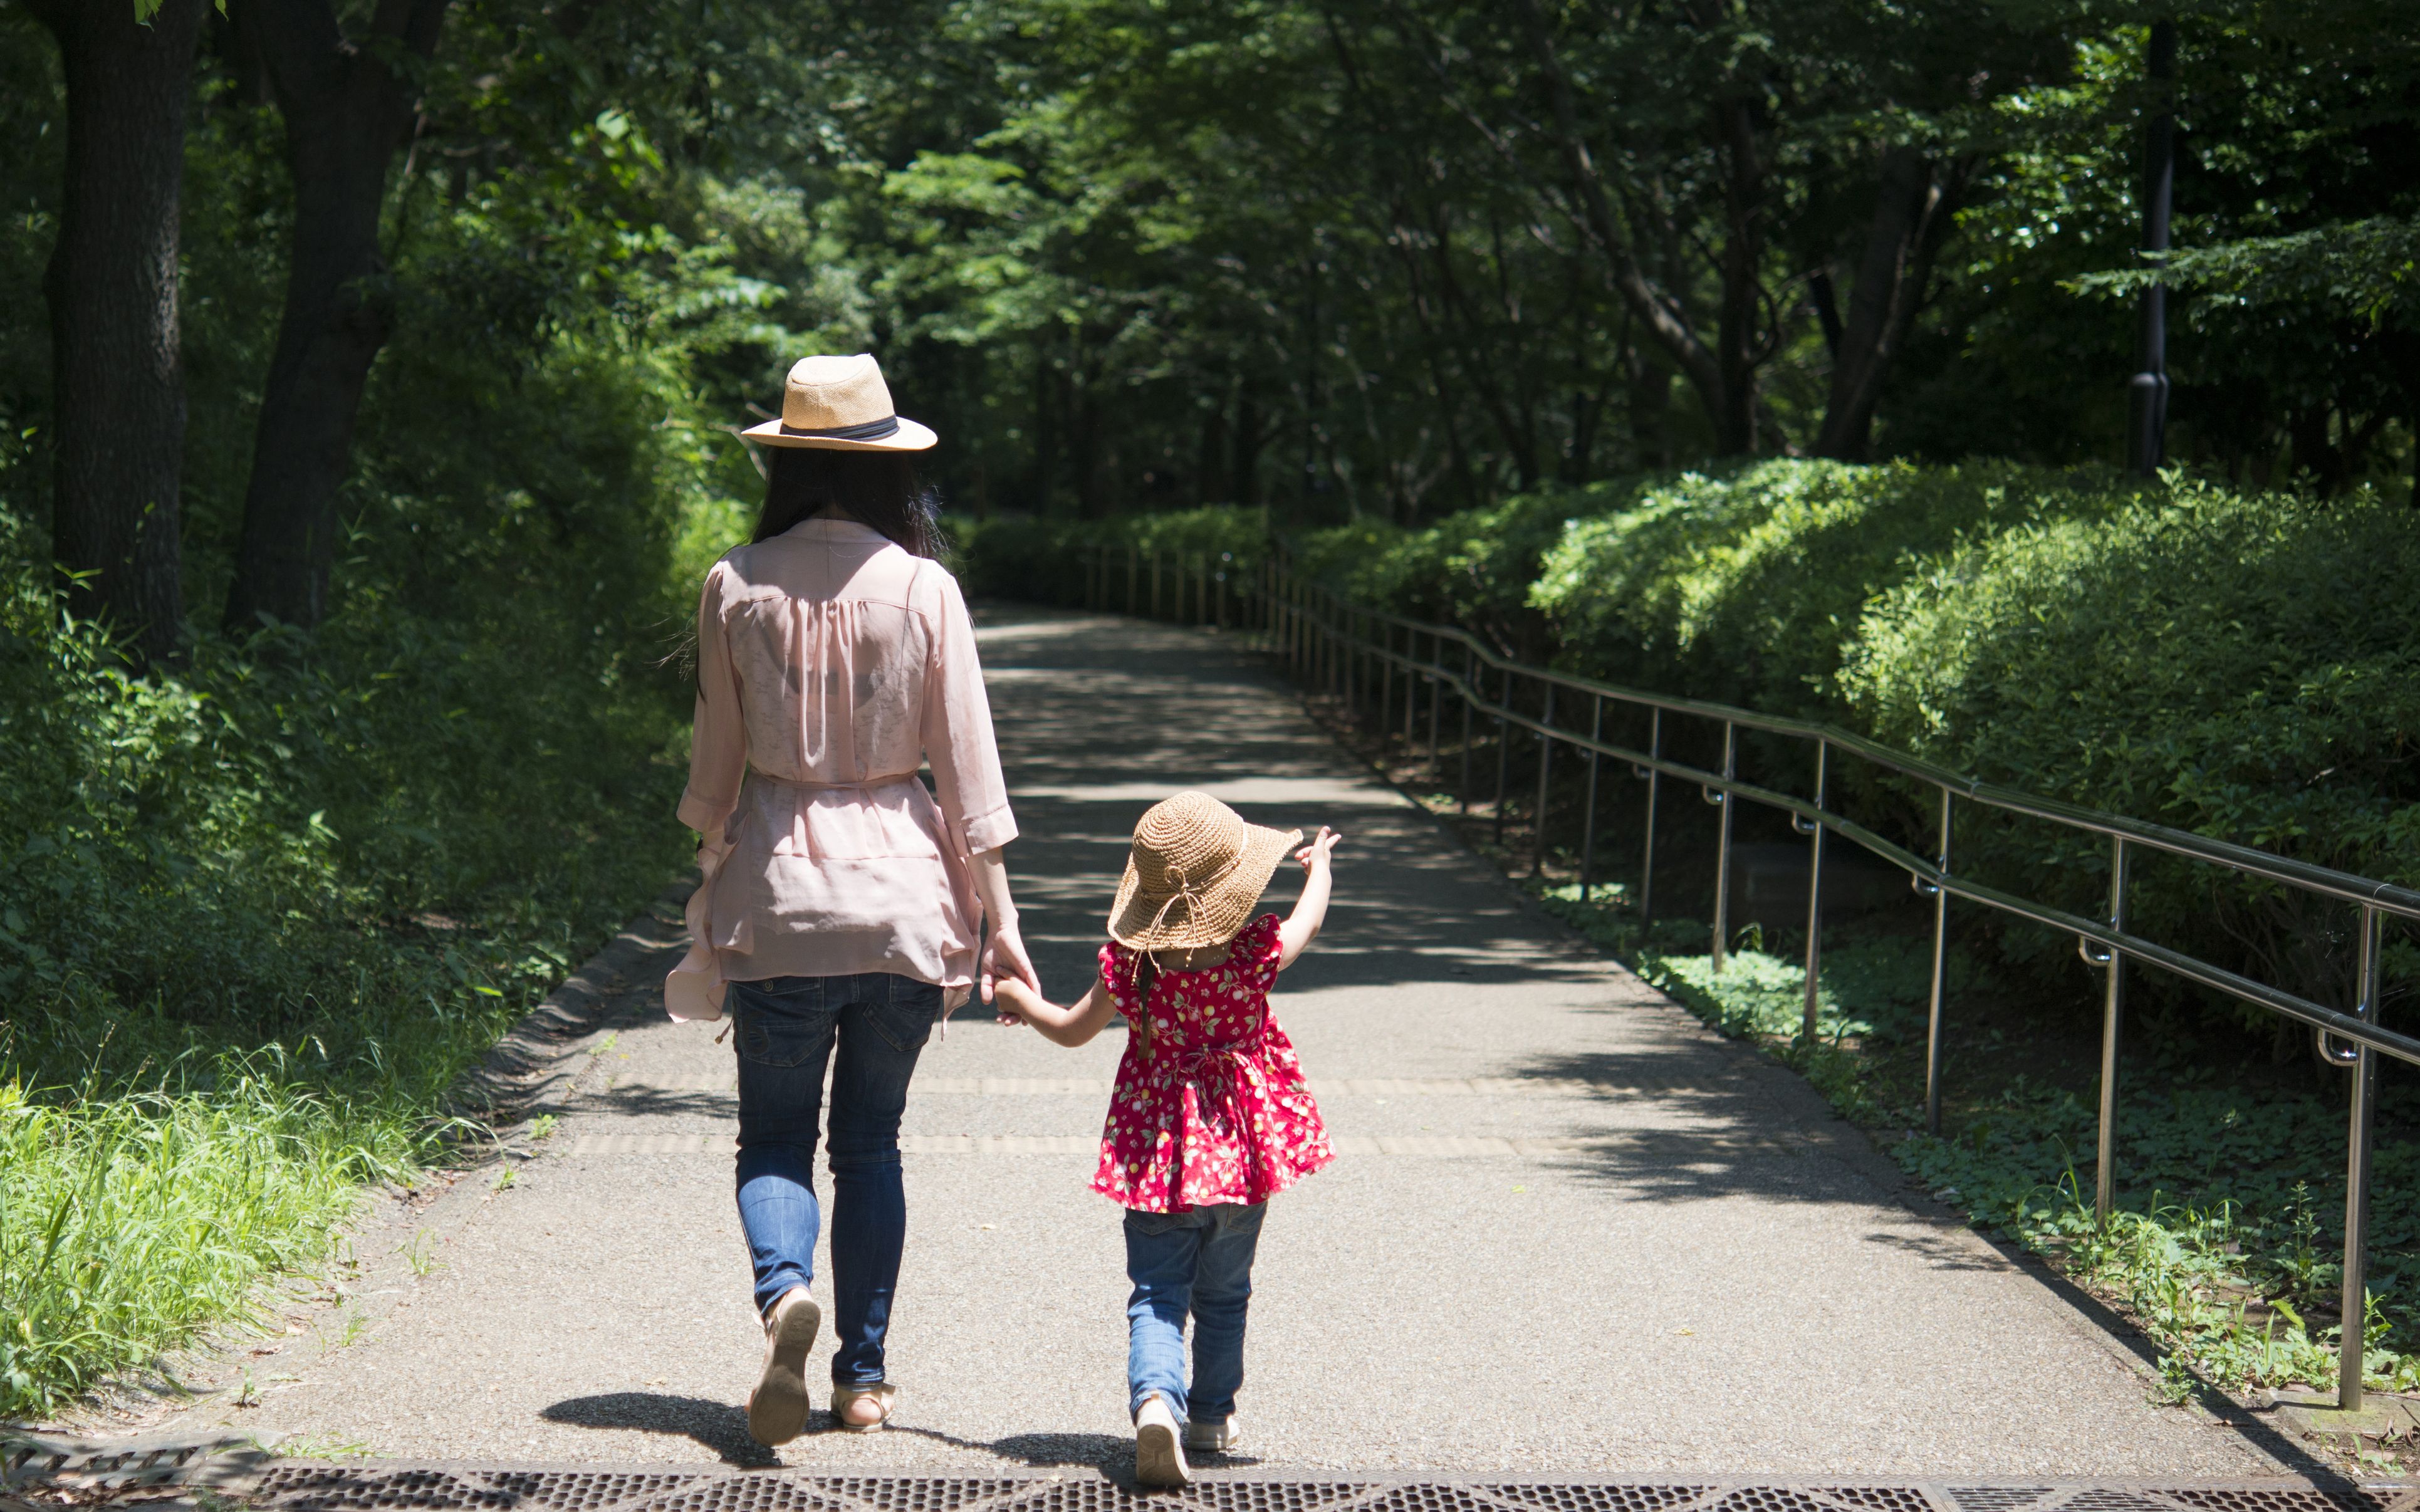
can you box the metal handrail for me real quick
[1069,540,2399,1412]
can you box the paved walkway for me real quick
[184,607,2295,1478]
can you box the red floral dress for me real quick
[1092,913,1334,1213]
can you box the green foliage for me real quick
[1527,459,2144,714]
[2078,215,2420,329]
[0,32,752,1419]
[1838,479,2420,1002]
[953,506,1270,604]
[1285,459,2420,1035]
[0,477,694,1414]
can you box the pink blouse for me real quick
[666,518,1016,1020]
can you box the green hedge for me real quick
[951,506,1270,605]
[964,464,2420,1031]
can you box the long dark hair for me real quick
[752,446,946,559]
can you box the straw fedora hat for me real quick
[1109,791,1303,952]
[741,353,937,452]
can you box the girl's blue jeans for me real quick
[1123,1201,1266,1422]
[729,972,939,1387]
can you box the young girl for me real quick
[994,790,1340,1487]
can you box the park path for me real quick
[190,605,2293,1478]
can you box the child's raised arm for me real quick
[994,971,1121,1047]
[1277,826,1342,971]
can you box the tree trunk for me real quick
[27,0,206,668]
[1195,380,1229,506]
[1713,95,1767,456]
[1815,147,1958,461]
[1511,0,1737,451]
[1231,388,1266,509]
[1627,348,1674,471]
[221,0,447,633]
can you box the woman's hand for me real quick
[981,919,1038,1006]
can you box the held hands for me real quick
[980,918,1038,1004]
[991,974,1043,1026]
[1295,825,1343,873]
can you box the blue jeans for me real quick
[1123,1201,1266,1422]
[730,972,939,1386]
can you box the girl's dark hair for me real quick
[752,446,946,558]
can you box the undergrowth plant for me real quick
[1534,884,2420,1398]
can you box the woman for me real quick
[667,353,1035,1445]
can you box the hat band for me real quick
[1135,844,1246,905]
[781,414,900,441]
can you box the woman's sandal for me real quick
[830,1381,897,1431]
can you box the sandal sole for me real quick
[746,1297,822,1446]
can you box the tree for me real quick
[221,0,448,632]
[23,0,206,667]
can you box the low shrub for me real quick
[1837,480,2420,1012]
[1295,462,2420,1037]
[953,506,1271,606]
[1528,458,2144,715]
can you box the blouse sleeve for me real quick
[677,560,747,834]
[921,566,1018,855]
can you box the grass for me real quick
[1531,880,2420,1403]
[0,1062,424,1412]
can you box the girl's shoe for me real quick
[1134,1395,1191,1487]
[1185,1414,1240,1454]
[745,1288,821,1446]
[830,1381,898,1432]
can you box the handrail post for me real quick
[1709,721,1736,972]
[1639,709,1662,925]
[1347,608,1360,714]
[1458,644,1474,813]
[2341,902,2383,1411]
[1531,684,1556,877]
[1924,788,1955,1136]
[1427,632,1444,772]
[2095,835,2131,1226]
[1493,665,1513,843]
[1379,623,1392,736]
[1580,694,1604,903]
[1801,741,1828,1043]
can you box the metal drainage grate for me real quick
[214,1472,2420,1512]
[2,1431,278,1493]
[248,1467,717,1512]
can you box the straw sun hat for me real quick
[741,353,937,452]
[1110,791,1303,952]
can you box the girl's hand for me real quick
[992,974,1045,1028]
[1294,826,1343,874]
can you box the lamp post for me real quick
[2127,21,2177,476]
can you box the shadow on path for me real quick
[541,1393,774,1467]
